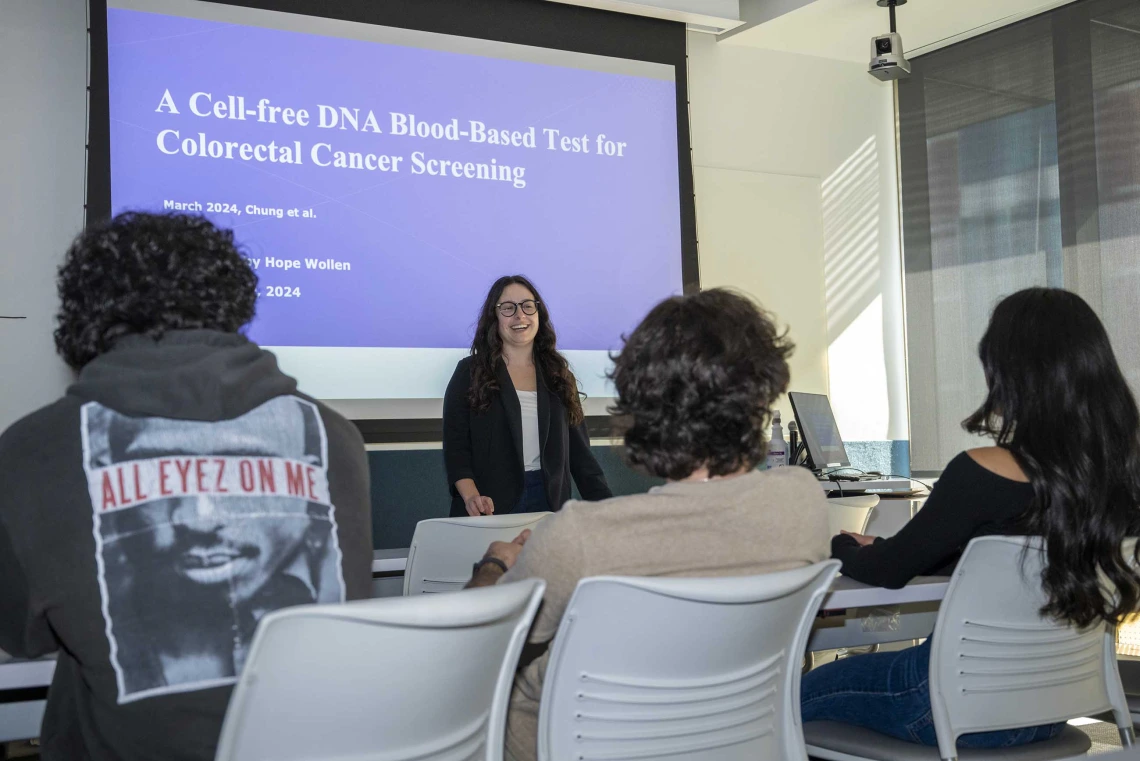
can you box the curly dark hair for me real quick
[963,287,1140,627]
[468,275,584,426]
[54,212,258,369]
[609,288,793,480]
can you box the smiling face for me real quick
[497,282,540,350]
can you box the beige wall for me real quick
[695,167,828,425]
[0,0,86,435]
[687,32,908,442]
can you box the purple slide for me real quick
[107,7,684,351]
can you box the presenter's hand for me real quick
[484,529,532,570]
[840,531,877,547]
[465,494,496,516]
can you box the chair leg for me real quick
[1120,725,1136,747]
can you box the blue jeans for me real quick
[514,470,549,513]
[800,638,1065,748]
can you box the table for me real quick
[0,574,950,690]
[821,575,949,611]
[0,654,52,745]
[0,493,947,745]
[372,548,408,574]
[801,497,943,651]
[0,657,54,693]
[2,514,950,745]
[809,576,948,652]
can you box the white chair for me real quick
[805,536,1134,761]
[826,495,879,536]
[214,578,546,761]
[404,512,552,595]
[537,560,841,761]
[1117,659,1140,726]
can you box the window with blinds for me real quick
[899,0,1140,471]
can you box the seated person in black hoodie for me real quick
[0,213,373,761]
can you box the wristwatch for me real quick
[473,557,509,575]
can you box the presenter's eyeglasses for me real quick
[497,300,540,317]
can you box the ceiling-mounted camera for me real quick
[869,0,911,81]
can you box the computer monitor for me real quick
[788,392,850,470]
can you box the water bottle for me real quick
[767,411,787,469]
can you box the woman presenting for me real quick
[443,275,613,516]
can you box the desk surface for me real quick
[820,575,949,611]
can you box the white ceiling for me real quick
[722,0,1078,62]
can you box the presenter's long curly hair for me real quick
[609,289,793,480]
[468,275,584,426]
[55,212,258,369]
[963,288,1140,627]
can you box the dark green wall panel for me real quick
[367,445,663,549]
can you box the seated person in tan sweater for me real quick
[466,288,832,761]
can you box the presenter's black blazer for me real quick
[442,356,612,516]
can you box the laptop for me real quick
[787,392,914,494]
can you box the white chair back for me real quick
[538,561,841,761]
[825,495,878,536]
[215,579,546,761]
[929,536,1134,761]
[404,513,552,595]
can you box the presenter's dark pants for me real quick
[514,470,550,514]
[801,637,1065,748]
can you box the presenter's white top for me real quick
[517,390,542,472]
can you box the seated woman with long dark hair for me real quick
[801,287,1140,748]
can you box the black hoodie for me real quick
[0,330,372,761]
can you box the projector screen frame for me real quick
[85,0,699,442]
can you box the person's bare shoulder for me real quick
[966,446,1029,483]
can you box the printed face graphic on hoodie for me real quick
[113,401,315,603]
[81,395,346,703]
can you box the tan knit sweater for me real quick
[499,466,831,761]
